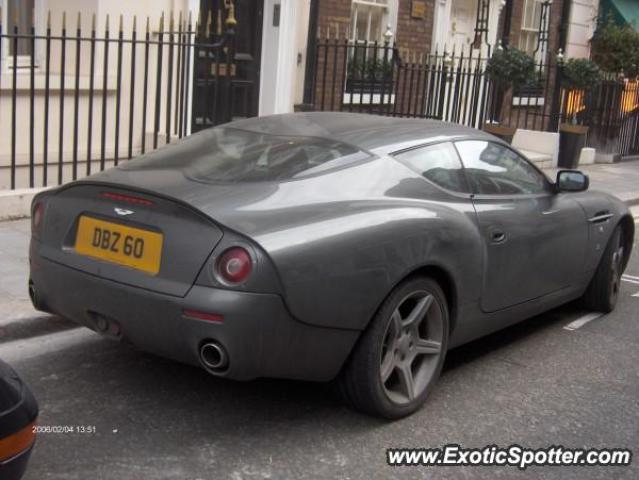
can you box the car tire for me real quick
[337,276,449,419]
[582,225,625,313]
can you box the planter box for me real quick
[558,124,589,169]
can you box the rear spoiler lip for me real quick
[56,179,217,226]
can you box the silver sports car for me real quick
[29,113,634,418]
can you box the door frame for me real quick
[259,0,305,115]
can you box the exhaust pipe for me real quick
[199,341,229,371]
[28,280,50,313]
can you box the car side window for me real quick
[455,141,550,195]
[394,142,470,193]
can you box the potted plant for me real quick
[484,47,536,143]
[558,58,602,168]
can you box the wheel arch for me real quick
[364,263,459,338]
[407,265,458,336]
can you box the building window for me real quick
[518,0,543,57]
[350,0,397,44]
[6,0,35,56]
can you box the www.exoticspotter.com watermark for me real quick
[387,444,632,470]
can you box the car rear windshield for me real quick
[126,127,371,183]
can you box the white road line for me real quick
[633,292,639,298]
[564,312,604,331]
[621,276,639,285]
[622,274,639,281]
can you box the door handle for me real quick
[490,229,506,244]
[588,211,613,224]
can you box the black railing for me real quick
[309,37,639,157]
[565,79,639,157]
[310,38,495,128]
[0,10,239,190]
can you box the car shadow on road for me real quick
[0,314,77,344]
[443,301,583,373]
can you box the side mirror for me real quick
[556,170,589,193]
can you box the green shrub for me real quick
[562,58,602,90]
[590,20,639,77]
[485,48,536,90]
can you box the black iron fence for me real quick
[0,10,241,190]
[560,78,639,157]
[308,37,639,158]
[310,38,495,128]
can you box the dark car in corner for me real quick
[28,113,634,418]
[0,360,38,480]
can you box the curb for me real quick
[0,188,48,221]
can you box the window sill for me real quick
[343,92,396,105]
[512,96,545,107]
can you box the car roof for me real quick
[225,112,495,154]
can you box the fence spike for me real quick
[0,6,2,28]
[178,11,182,30]
[132,14,137,32]
[205,9,212,37]
[119,14,123,32]
[146,16,150,34]
[188,11,192,29]
[90,12,95,31]
[47,10,52,29]
[105,13,109,31]
[159,11,164,32]
[13,2,18,27]
[169,10,174,30]
[216,8,222,36]
[76,11,81,30]
[62,11,66,30]
[205,9,211,37]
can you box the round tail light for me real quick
[32,202,44,229]
[216,247,252,284]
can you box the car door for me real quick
[455,140,588,313]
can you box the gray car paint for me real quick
[30,112,634,380]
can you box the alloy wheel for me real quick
[610,233,624,305]
[380,290,444,405]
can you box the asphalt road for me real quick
[1,213,638,480]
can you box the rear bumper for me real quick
[30,249,359,382]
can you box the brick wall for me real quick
[312,0,436,110]
[316,0,435,55]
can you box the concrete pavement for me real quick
[543,160,639,205]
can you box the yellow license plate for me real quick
[75,216,163,275]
